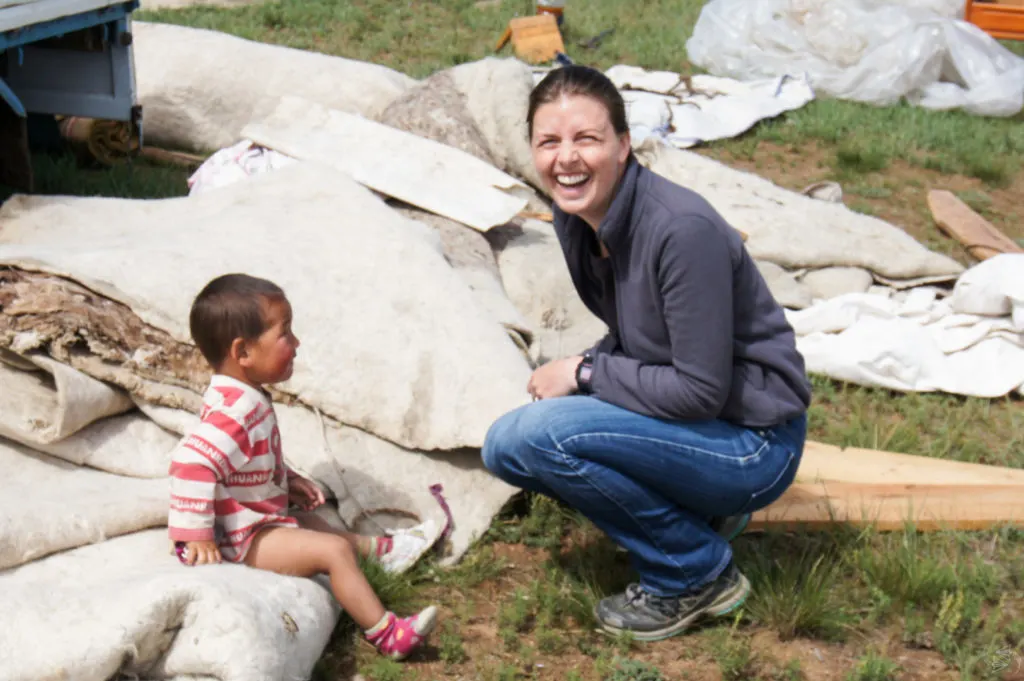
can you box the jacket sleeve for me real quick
[589,216,734,421]
[582,330,620,357]
[168,411,252,542]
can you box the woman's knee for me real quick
[482,402,559,478]
[482,408,518,476]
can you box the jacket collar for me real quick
[595,153,642,252]
[554,153,643,253]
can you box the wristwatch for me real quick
[575,352,595,394]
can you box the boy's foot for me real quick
[594,562,750,642]
[710,513,751,542]
[374,519,438,574]
[365,605,438,660]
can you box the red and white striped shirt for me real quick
[168,375,298,562]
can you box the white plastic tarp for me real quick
[686,0,1024,117]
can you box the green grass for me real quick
[807,376,1023,469]
[847,651,901,681]
[1,151,190,202]
[736,530,853,641]
[604,657,666,681]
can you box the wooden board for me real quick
[751,482,1024,531]
[796,440,1024,486]
[927,189,1023,261]
[750,440,1024,531]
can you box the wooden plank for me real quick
[797,440,1024,486]
[747,441,1024,531]
[752,482,1024,531]
[518,210,554,222]
[927,189,1023,261]
[242,96,529,232]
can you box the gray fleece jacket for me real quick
[554,155,812,428]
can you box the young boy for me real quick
[168,273,437,660]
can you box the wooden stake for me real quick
[927,189,1023,261]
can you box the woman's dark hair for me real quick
[527,65,629,140]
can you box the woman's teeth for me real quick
[557,174,589,187]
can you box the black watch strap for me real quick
[575,353,595,394]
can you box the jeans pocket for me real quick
[738,446,797,514]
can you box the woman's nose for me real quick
[556,142,579,164]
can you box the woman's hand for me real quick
[289,476,326,511]
[528,355,584,400]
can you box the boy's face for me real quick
[240,296,300,385]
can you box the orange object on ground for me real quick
[494,14,565,64]
[964,0,1024,41]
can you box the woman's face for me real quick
[531,94,631,229]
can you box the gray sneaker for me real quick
[595,562,751,641]
[711,513,751,542]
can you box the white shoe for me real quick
[378,518,439,574]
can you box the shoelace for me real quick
[623,584,679,617]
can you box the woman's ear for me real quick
[618,131,632,163]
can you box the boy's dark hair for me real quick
[527,65,629,140]
[189,273,285,369]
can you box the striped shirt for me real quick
[168,374,298,562]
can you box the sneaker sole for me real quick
[380,519,441,575]
[596,573,751,643]
[413,605,439,638]
[388,605,439,661]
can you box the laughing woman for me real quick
[482,66,812,642]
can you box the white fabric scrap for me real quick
[787,255,1024,397]
[606,65,816,147]
[529,64,815,147]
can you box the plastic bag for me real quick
[685,0,1024,117]
[186,139,296,195]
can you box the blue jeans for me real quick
[482,396,807,597]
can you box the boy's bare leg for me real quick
[245,525,385,629]
[293,510,374,557]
